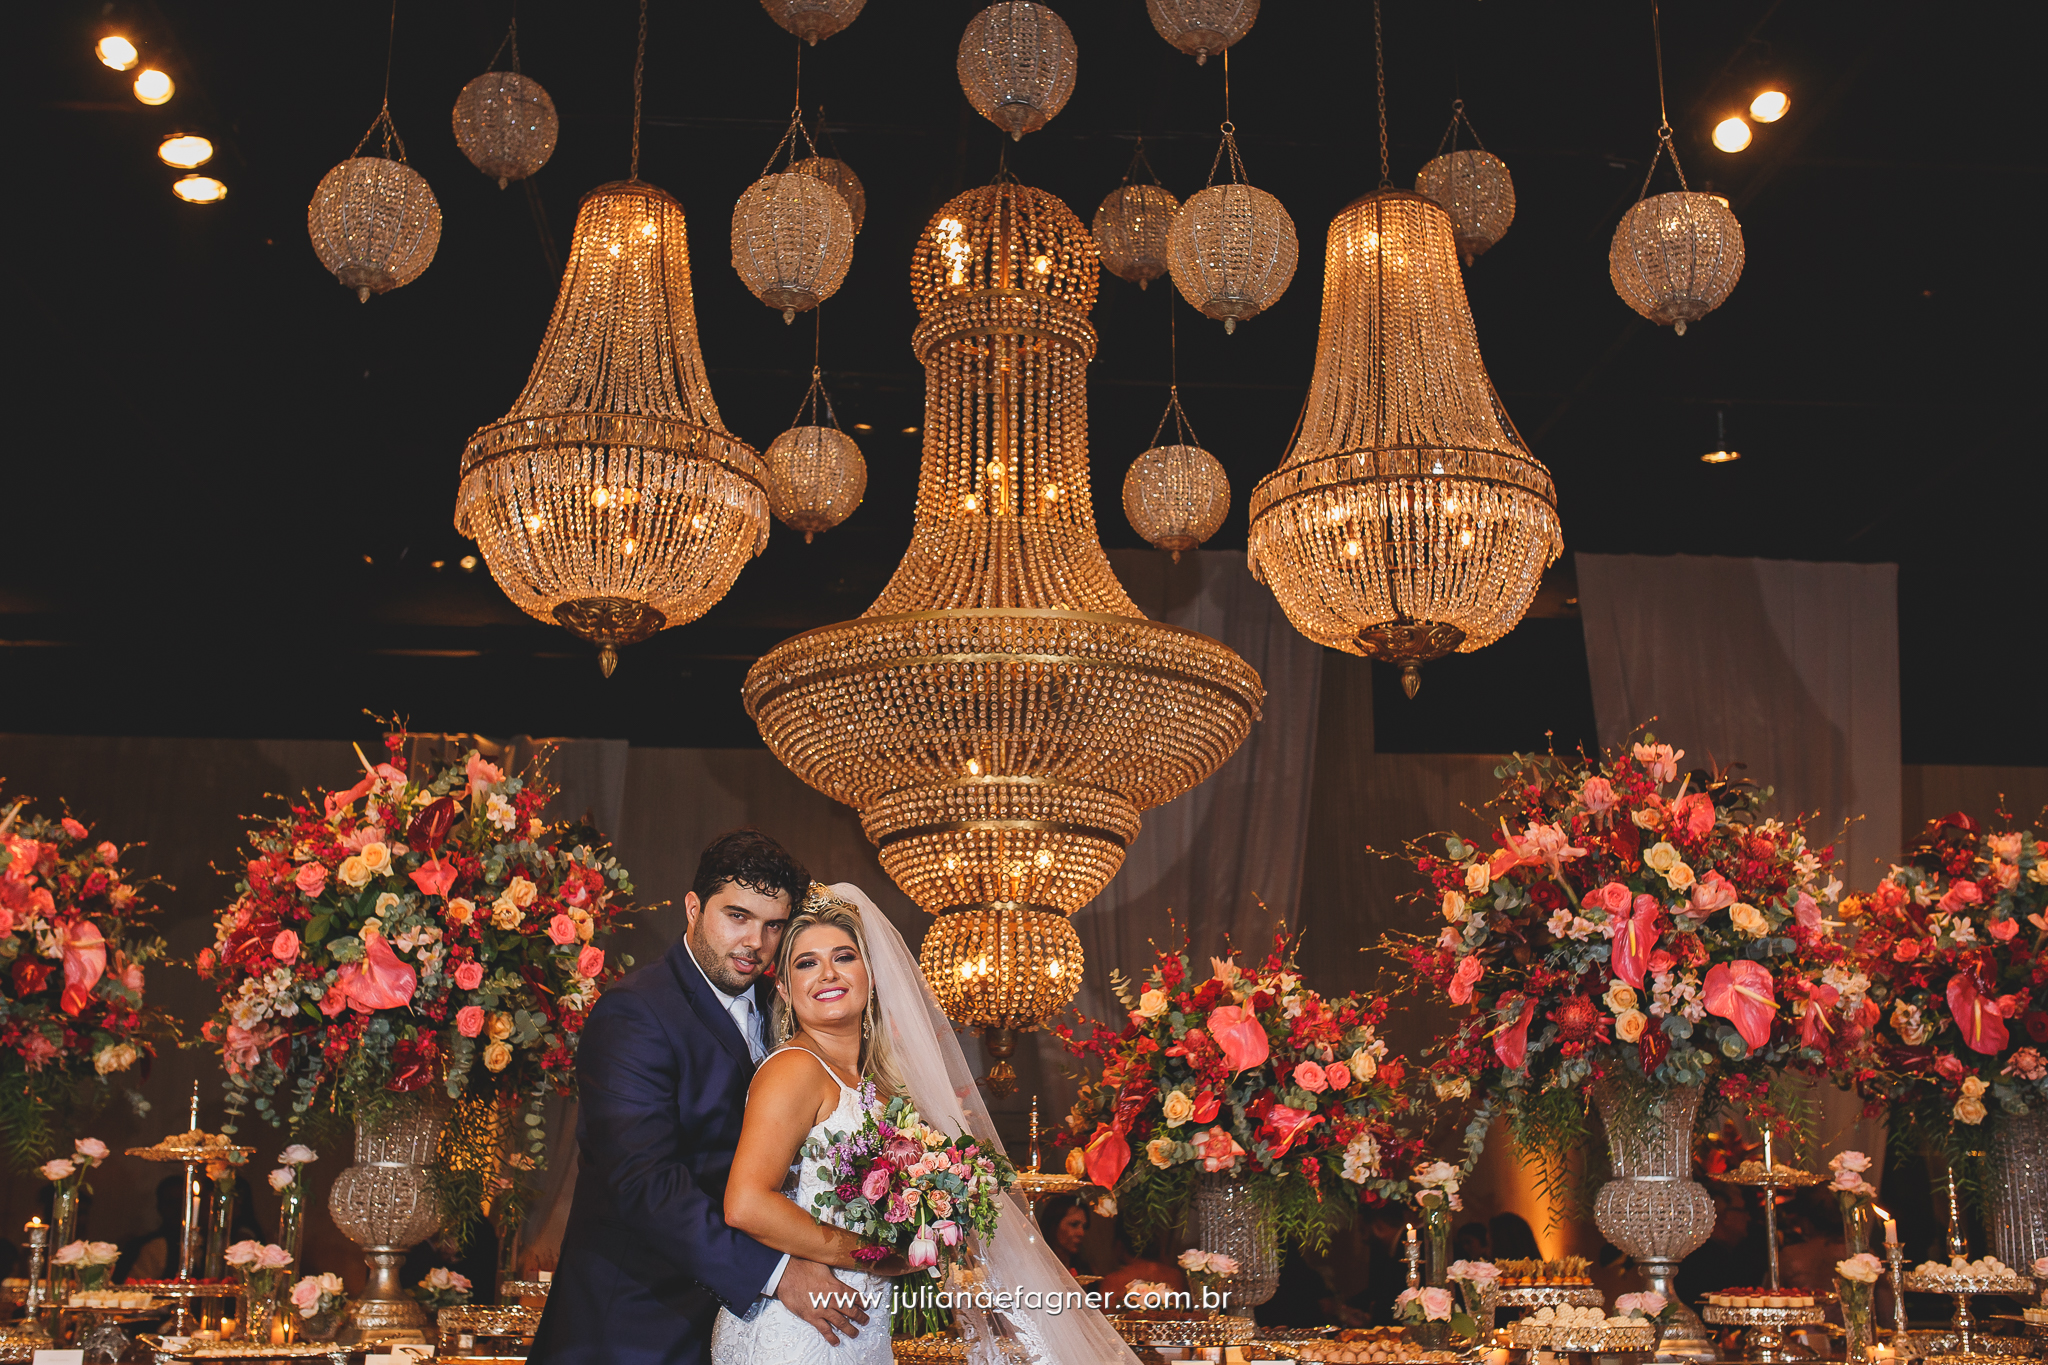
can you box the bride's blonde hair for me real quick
[770,885,905,1098]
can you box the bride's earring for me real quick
[862,997,873,1041]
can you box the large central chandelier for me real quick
[745,179,1263,1080]
[1246,5,1559,696]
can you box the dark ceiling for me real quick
[9,0,2041,763]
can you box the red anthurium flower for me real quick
[1610,901,1661,989]
[1206,1004,1271,1076]
[1257,1103,1324,1158]
[409,855,459,899]
[1702,960,1777,1051]
[406,796,459,852]
[339,934,417,1012]
[1638,1022,1670,1073]
[1794,979,1839,1051]
[1190,1089,1220,1125]
[1947,971,2010,1054]
[1083,1122,1131,1189]
[1493,992,1533,1070]
[58,918,107,1016]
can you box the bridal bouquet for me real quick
[1058,929,1421,1252]
[803,1082,1017,1279]
[1842,812,2047,1179]
[1397,737,1870,1186]
[0,795,171,1168]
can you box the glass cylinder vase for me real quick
[1187,1172,1280,1313]
[328,1091,449,1340]
[243,1283,279,1346]
[277,1175,306,1273]
[1837,1276,1874,1360]
[1987,1105,2048,1271]
[49,1184,78,1303]
[1591,1077,1716,1361]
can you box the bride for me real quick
[712,884,1140,1365]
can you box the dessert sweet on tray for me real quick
[1491,1256,1595,1286]
[1703,1287,1818,1308]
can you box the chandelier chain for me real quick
[487,16,521,74]
[381,0,398,114]
[630,0,648,180]
[1651,0,1671,131]
[1150,295,1202,450]
[1373,0,1390,189]
[1434,98,1490,158]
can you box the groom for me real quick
[531,830,872,1364]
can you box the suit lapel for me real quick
[668,939,753,1072]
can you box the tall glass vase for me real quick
[328,1091,449,1340]
[1187,1172,1280,1315]
[1836,1277,1874,1362]
[1414,1195,1452,1346]
[1592,1078,1717,1361]
[277,1175,306,1273]
[49,1184,79,1304]
[1987,1105,2048,1271]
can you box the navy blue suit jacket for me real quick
[529,938,782,1365]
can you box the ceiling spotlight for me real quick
[900,426,919,434]
[1701,408,1740,464]
[1749,90,1789,123]
[133,69,174,105]
[96,36,139,71]
[171,175,226,204]
[1700,448,1739,464]
[852,422,873,431]
[159,134,214,168]
[459,555,479,572]
[1712,117,1752,153]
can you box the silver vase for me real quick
[328,1091,449,1339]
[1188,1172,1280,1312]
[1592,1078,1717,1361]
[1988,1105,2048,1270]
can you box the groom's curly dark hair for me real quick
[692,828,810,907]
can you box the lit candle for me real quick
[1885,1218,1899,1245]
[1407,1223,1417,1245]
[1763,1127,1774,1171]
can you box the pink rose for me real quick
[861,1166,893,1202]
[294,863,328,896]
[1591,881,1632,914]
[257,1243,294,1271]
[1894,939,1923,962]
[547,914,579,946]
[1292,1061,1329,1093]
[1324,1062,1352,1089]
[1419,1286,1454,1321]
[1990,917,2019,942]
[60,818,88,840]
[1580,777,1617,815]
[453,961,484,991]
[456,1006,486,1038]
[577,945,605,978]
[1933,1053,1967,1081]
[272,930,300,963]
[96,841,119,865]
[1448,955,1485,1005]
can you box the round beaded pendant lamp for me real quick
[1125,301,1228,559]
[766,362,866,543]
[744,179,1264,1076]
[761,0,865,45]
[1414,101,1514,265]
[1147,0,1259,65]
[733,111,856,323]
[1168,122,1297,333]
[457,2,769,678]
[1609,2,1745,334]
[308,107,441,303]
[1247,4,1560,698]
[957,2,1078,142]
[794,155,865,233]
[1092,140,1177,290]
[451,21,557,189]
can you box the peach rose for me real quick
[295,863,329,896]
[1146,1138,1175,1169]
[445,898,474,925]
[1464,862,1490,894]
[337,855,371,889]
[453,961,484,991]
[272,930,300,963]
[487,1012,514,1041]
[1161,1090,1196,1127]
[483,1041,512,1072]
[577,945,604,978]
[491,898,522,930]
[359,842,391,875]
[1615,1009,1649,1043]
[1730,903,1769,938]
[1293,1061,1329,1093]
[456,1006,485,1038]
[1136,989,1169,1019]
[1324,1061,1352,1089]
[506,876,539,908]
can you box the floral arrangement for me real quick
[1828,1149,1878,1253]
[197,739,638,1239]
[1176,1249,1239,1308]
[1058,929,1420,1253]
[0,798,171,1167]
[1394,1284,1454,1329]
[1397,738,1867,1193]
[52,1240,119,1291]
[1841,813,2047,1184]
[289,1272,347,1323]
[225,1240,295,1309]
[413,1267,473,1313]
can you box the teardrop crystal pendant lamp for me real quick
[1247,190,1561,696]
[744,178,1263,1075]
[457,180,770,676]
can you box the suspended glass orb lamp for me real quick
[766,368,866,542]
[1414,102,1514,265]
[1248,191,1562,698]
[1610,187,1745,335]
[1094,182,1178,289]
[745,179,1262,1069]
[761,0,866,45]
[458,181,770,676]
[1168,126,1296,332]
[732,171,855,323]
[452,72,558,189]
[1124,386,1228,559]
[307,110,441,303]
[957,2,1078,141]
[1146,0,1258,65]
[794,155,865,233]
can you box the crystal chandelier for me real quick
[1414,100,1514,265]
[761,0,866,44]
[1124,300,1228,559]
[308,107,440,303]
[733,110,855,324]
[795,154,865,233]
[451,22,557,190]
[1609,1,1745,334]
[1092,139,1177,290]
[457,2,768,677]
[1246,4,1560,698]
[765,361,865,543]
[744,178,1263,1070]
[1147,0,1259,65]
[957,2,1078,141]
[1168,122,1296,333]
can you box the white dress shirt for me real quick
[685,946,788,1298]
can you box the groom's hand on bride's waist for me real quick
[775,1257,870,1346]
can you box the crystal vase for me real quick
[1188,1172,1280,1313]
[328,1091,448,1339]
[1987,1105,2048,1271]
[277,1175,306,1275]
[50,1184,78,1302]
[1836,1277,1874,1362]
[1592,1078,1717,1360]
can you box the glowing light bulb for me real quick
[97,36,139,70]
[987,460,1004,479]
[965,759,982,776]
[458,555,479,572]
[1749,90,1789,123]
[159,134,214,168]
[1047,960,1063,977]
[1700,449,1741,464]
[171,175,226,204]
[1327,504,1348,523]
[608,242,622,257]
[1031,254,1052,274]
[690,514,708,530]
[1343,539,1363,558]
[133,69,174,105]
[590,487,611,508]
[1041,484,1061,501]
[960,494,979,511]
[525,513,545,531]
[1034,850,1053,868]
[1459,528,1474,547]
[1712,117,1752,153]
[621,538,637,556]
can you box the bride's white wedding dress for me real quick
[711,1045,893,1365]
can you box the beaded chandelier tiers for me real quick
[744,179,1263,1065]
[457,3,767,677]
[1247,6,1560,697]
[761,0,865,45]
[1415,101,1514,265]
[451,22,557,190]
